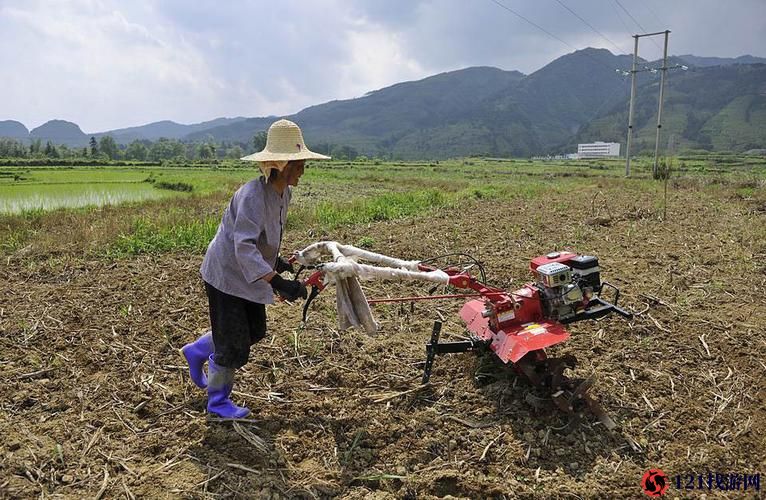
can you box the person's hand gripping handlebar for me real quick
[281,255,325,323]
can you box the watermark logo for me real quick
[641,469,761,494]
[675,472,760,491]
[641,469,669,497]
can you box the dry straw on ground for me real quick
[2,178,765,498]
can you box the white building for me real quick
[577,142,621,158]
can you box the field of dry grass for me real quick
[2,159,765,498]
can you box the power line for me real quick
[610,0,636,40]
[613,0,663,53]
[614,0,647,32]
[553,0,626,54]
[488,0,578,52]
[487,0,624,76]
[641,0,666,30]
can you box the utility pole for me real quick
[625,35,639,177]
[652,30,670,178]
[623,30,673,177]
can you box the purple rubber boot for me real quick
[180,331,214,388]
[207,355,250,419]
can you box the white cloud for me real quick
[0,0,764,132]
[1,0,232,130]
[336,24,427,98]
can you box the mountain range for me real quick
[3,51,765,158]
[0,117,249,147]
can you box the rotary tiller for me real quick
[290,247,633,431]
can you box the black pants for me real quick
[205,282,267,369]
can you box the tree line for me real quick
[0,132,362,162]
[0,136,246,161]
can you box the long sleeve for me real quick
[232,191,273,283]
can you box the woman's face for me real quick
[284,160,306,186]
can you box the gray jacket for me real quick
[201,177,291,304]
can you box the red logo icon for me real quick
[641,469,669,497]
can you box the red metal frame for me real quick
[298,258,573,365]
[416,263,571,363]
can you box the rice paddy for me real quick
[0,166,260,214]
[0,182,175,213]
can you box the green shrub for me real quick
[356,236,375,248]
[154,181,194,192]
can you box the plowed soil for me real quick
[2,177,765,498]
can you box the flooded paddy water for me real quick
[0,166,240,214]
[0,182,174,213]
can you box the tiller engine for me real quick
[290,243,633,431]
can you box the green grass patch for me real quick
[290,182,544,230]
[356,236,375,248]
[109,216,219,255]
[0,229,29,252]
[4,156,764,257]
[109,183,537,255]
[312,189,451,226]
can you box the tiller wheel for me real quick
[516,351,618,431]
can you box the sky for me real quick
[1,0,764,132]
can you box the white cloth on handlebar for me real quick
[320,261,449,284]
[294,241,449,335]
[295,241,421,270]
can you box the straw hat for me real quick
[241,119,331,162]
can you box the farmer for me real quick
[180,119,330,418]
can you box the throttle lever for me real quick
[280,254,326,321]
[300,269,326,322]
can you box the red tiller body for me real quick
[417,265,570,364]
[457,286,569,364]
